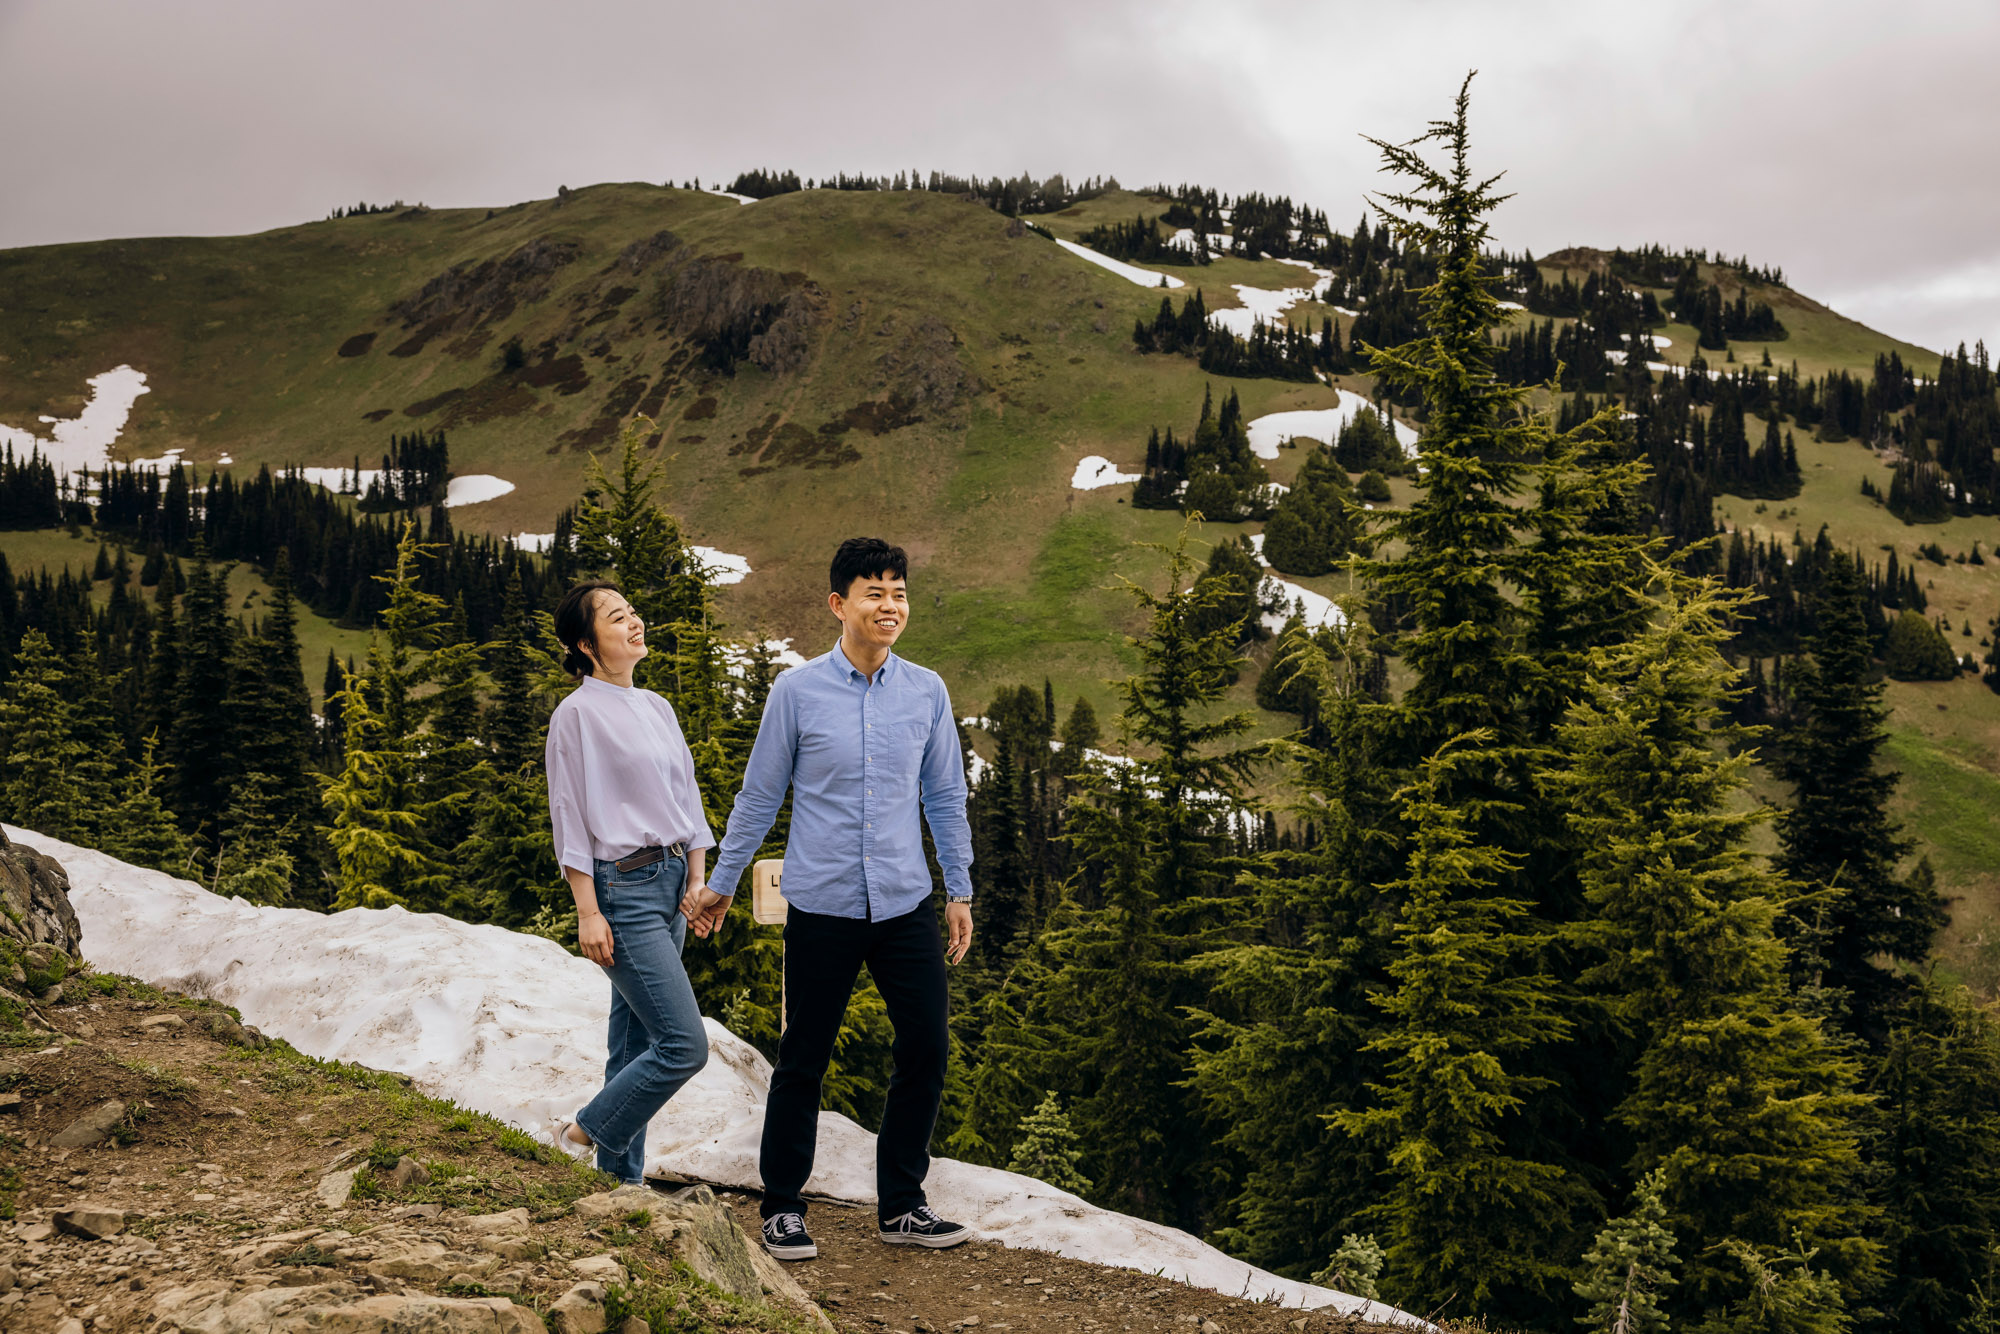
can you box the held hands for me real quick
[682,884,733,940]
[578,910,615,967]
[945,901,973,965]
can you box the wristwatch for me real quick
[946,894,972,904]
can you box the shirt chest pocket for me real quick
[884,720,932,775]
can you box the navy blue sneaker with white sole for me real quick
[762,1211,818,1261]
[879,1205,969,1248]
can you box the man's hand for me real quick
[682,886,733,940]
[944,901,973,965]
[579,910,615,967]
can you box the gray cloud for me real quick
[3,0,1996,355]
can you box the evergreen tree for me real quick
[1574,1168,1677,1334]
[218,548,318,887]
[1006,1092,1093,1195]
[167,548,236,833]
[1189,612,1399,1278]
[1880,609,1958,681]
[1313,1234,1386,1301]
[1555,568,1876,1321]
[0,631,89,839]
[322,523,453,911]
[1001,528,1265,1227]
[1335,733,1585,1316]
[97,733,195,877]
[1870,980,2000,1333]
[1263,446,1361,576]
[1774,552,1946,1039]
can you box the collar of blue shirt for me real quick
[829,639,898,686]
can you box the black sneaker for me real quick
[761,1212,818,1261]
[878,1205,969,1248]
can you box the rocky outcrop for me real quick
[0,827,79,960]
[151,1280,543,1332]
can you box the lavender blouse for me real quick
[545,673,716,879]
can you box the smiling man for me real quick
[690,537,975,1261]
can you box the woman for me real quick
[544,579,714,1184]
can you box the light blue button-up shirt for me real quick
[708,641,973,920]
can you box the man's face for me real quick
[831,571,909,653]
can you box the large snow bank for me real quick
[0,366,151,475]
[1071,456,1141,490]
[14,825,1419,1326]
[444,475,516,508]
[1245,389,1420,461]
[1051,239,1185,290]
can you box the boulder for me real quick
[315,1166,358,1207]
[462,1206,541,1260]
[572,1184,660,1222]
[569,1252,627,1284]
[0,826,80,957]
[639,1184,832,1330]
[52,1203,126,1240]
[50,1099,125,1149]
[389,1154,431,1189]
[153,1279,543,1332]
[547,1280,608,1334]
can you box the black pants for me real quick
[759,903,949,1222]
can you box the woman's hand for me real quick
[579,909,615,967]
[682,887,733,940]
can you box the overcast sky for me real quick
[3,0,1996,357]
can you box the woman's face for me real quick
[584,591,648,676]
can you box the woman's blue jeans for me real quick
[575,851,709,1184]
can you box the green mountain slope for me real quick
[3,182,1998,966]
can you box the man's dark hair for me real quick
[830,537,908,596]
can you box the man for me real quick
[688,537,975,1261]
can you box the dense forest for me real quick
[6,89,2000,1333]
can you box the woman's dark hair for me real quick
[830,537,908,596]
[555,580,622,680]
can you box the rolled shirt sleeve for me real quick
[545,708,595,880]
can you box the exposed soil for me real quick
[724,1198,1398,1334]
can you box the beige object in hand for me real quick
[751,859,786,925]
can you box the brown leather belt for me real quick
[614,842,688,873]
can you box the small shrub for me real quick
[496,1127,550,1163]
[1356,470,1392,503]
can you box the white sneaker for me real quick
[549,1112,595,1162]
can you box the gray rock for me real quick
[152,1278,543,1331]
[389,1155,431,1190]
[0,828,80,957]
[315,1167,358,1208]
[52,1204,126,1240]
[569,1253,627,1285]
[51,1100,125,1149]
[572,1184,660,1222]
[548,1280,607,1334]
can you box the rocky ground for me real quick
[0,830,1415,1334]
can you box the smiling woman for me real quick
[543,578,718,1185]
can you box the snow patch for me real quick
[1246,533,1347,633]
[691,545,752,585]
[705,189,756,205]
[1208,285,1314,339]
[512,533,555,554]
[443,474,516,508]
[1051,238,1185,289]
[1071,456,1141,490]
[16,825,1418,1326]
[1245,389,1420,461]
[0,366,151,476]
[1497,300,1526,312]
